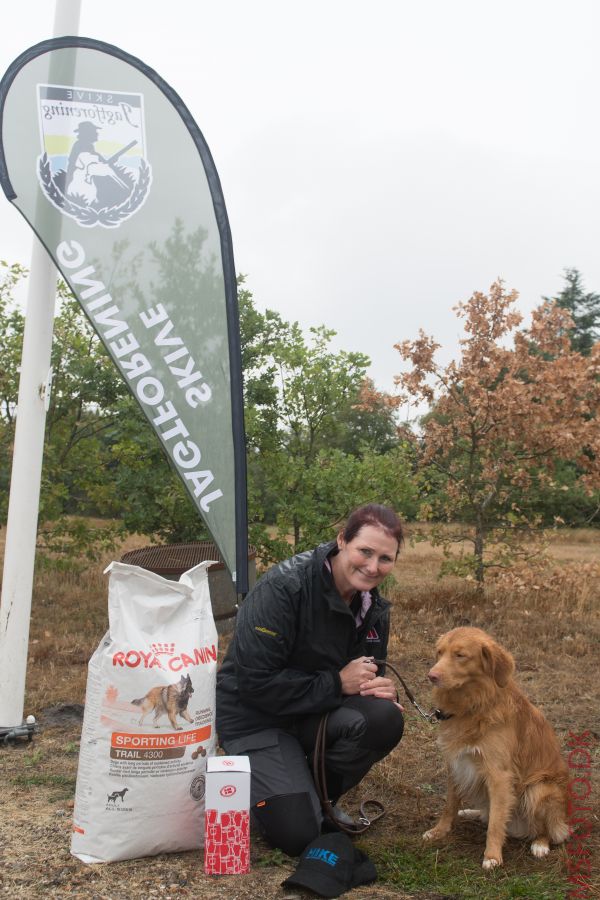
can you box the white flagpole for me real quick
[0,0,82,732]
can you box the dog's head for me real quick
[180,674,194,695]
[428,627,515,690]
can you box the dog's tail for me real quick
[131,697,144,706]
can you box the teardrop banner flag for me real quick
[0,38,248,591]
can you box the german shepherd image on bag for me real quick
[131,674,194,729]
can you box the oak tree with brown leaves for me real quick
[394,280,600,583]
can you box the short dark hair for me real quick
[342,504,404,551]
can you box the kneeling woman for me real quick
[216,504,405,856]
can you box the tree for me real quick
[0,267,128,519]
[545,268,600,355]
[43,289,130,517]
[1,248,415,565]
[266,445,417,555]
[244,315,407,556]
[524,457,600,527]
[332,377,399,455]
[0,261,128,561]
[395,281,600,583]
[533,268,600,524]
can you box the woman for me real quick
[216,504,405,856]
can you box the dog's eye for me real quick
[454,652,467,660]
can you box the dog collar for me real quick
[434,709,453,721]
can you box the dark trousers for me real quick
[219,696,404,856]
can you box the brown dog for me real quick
[422,627,569,869]
[131,674,194,730]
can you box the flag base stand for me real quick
[0,716,37,746]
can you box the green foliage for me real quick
[237,288,415,557]
[36,517,125,572]
[0,263,130,563]
[335,384,398,454]
[254,848,288,867]
[523,459,600,528]
[23,749,44,767]
[1,268,126,494]
[545,267,600,355]
[252,445,418,563]
[0,262,27,514]
[104,394,203,542]
[0,260,26,423]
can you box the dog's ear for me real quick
[481,642,515,687]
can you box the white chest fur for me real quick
[449,747,486,802]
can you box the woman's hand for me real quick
[359,675,401,704]
[340,658,404,710]
[339,656,378,695]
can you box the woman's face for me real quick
[333,524,398,600]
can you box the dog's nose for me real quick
[428,670,440,684]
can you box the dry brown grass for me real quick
[1,524,599,898]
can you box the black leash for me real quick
[373,658,453,723]
[312,713,385,835]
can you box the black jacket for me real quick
[216,541,392,741]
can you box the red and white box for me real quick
[204,756,251,875]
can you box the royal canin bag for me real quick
[71,560,218,864]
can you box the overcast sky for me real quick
[2,0,599,395]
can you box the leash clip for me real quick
[373,658,448,725]
[412,699,440,723]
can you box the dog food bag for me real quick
[71,560,218,864]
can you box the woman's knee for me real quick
[251,791,320,856]
[342,696,404,753]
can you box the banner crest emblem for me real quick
[36,83,152,228]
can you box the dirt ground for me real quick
[1,528,599,899]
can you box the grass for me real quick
[22,748,44,767]
[1,522,599,899]
[373,841,567,899]
[12,773,76,789]
[254,847,290,868]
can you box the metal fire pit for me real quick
[120,541,256,634]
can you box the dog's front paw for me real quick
[422,827,449,842]
[482,856,502,870]
[530,840,550,858]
